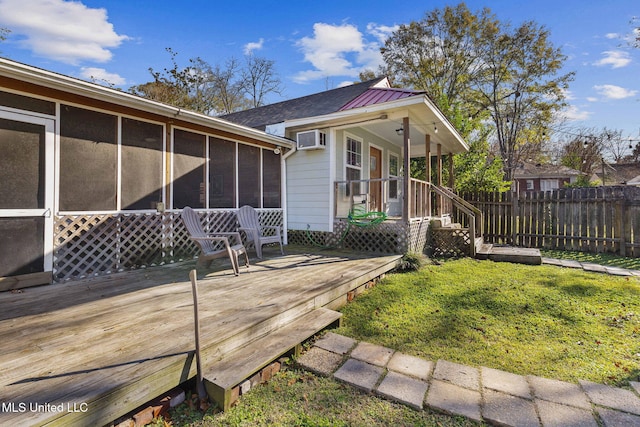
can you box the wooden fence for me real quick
[456,186,640,257]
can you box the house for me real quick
[223,77,470,253]
[0,58,292,289]
[512,162,581,193]
[593,162,640,186]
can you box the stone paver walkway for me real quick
[542,257,640,277]
[297,332,640,427]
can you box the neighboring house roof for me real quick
[221,76,390,130]
[513,162,581,179]
[595,162,640,185]
[627,175,640,186]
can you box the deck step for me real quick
[202,307,342,410]
[483,246,542,265]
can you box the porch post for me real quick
[425,134,431,217]
[448,152,454,188]
[437,143,442,214]
[402,117,410,222]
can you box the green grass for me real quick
[161,370,480,427]
[337,258,640,386]
[541,249,640,270]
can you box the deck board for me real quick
[0,247,400,426]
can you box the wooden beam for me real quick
[448,152,454,188]
[402,117,410,222]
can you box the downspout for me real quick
[281,145,296,245]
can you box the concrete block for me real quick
[387,352,433,381]
[632,381,640,396]
[528,375,591,409]
[482,389,539,427]
[597,407,640,427]
[580,379,640,415]
[350,341,394,367]
[482,366,530,398]
[376,371,428,410]
[433,359,479,390]
[297,346,344,376]
[322,334,353,353]
[425,379,482,422]
[333,358,384,393]
[536,399,598,427]
[239,380,251,395]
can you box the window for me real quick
[121,118,164,210]
[59,105,117,211]
[173,129,206,209]
[345,135,362,195]
[526,179,534,190]
[389,153,399,199]
[209,137,236,208]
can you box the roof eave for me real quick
[0,58,292,148]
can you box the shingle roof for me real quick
[220,77,389,130]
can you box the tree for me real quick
[0,27,9,54]
[381,3,573,183]
[241,55,283,108]
[130,49,283,115]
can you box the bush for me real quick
[396,251,425,272]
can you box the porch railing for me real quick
[334,178,483,256]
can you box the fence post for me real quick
[617,197,626,257]
[511,191,519,246]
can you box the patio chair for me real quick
[181,207,249,275]
[236,205,284,259]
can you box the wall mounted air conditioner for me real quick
[296,130,326,150]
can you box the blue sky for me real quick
[0,0,638,142]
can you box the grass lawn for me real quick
[336,257,640,386]
[163,370,479,427]
[158,254,640,426]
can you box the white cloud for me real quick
[605,32,619,39]
[0,0,128,64]
[80,67,125,85]
[293,22,388,84]
[560,105,592,121]
[586,97,598,102]
[593,50,631,68]
[244,38,264,55]
[593,84,638,99]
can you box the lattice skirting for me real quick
[288,219,432,255]
[428,227,471,257]
[53,209,283,282]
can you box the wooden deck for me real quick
[0,247,401,426]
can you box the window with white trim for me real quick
[345,135,362,195]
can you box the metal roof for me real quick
[339,87,425,111]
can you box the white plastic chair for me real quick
[236,205,284,259]
[181,207,249,275]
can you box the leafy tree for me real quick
[381,3,573,184]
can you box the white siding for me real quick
[286,146,332,231]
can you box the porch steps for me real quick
[202,307,342,410]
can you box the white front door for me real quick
[0,110,55,288]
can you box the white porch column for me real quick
[402,117,410,222]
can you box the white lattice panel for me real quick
[53,209,283,282]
